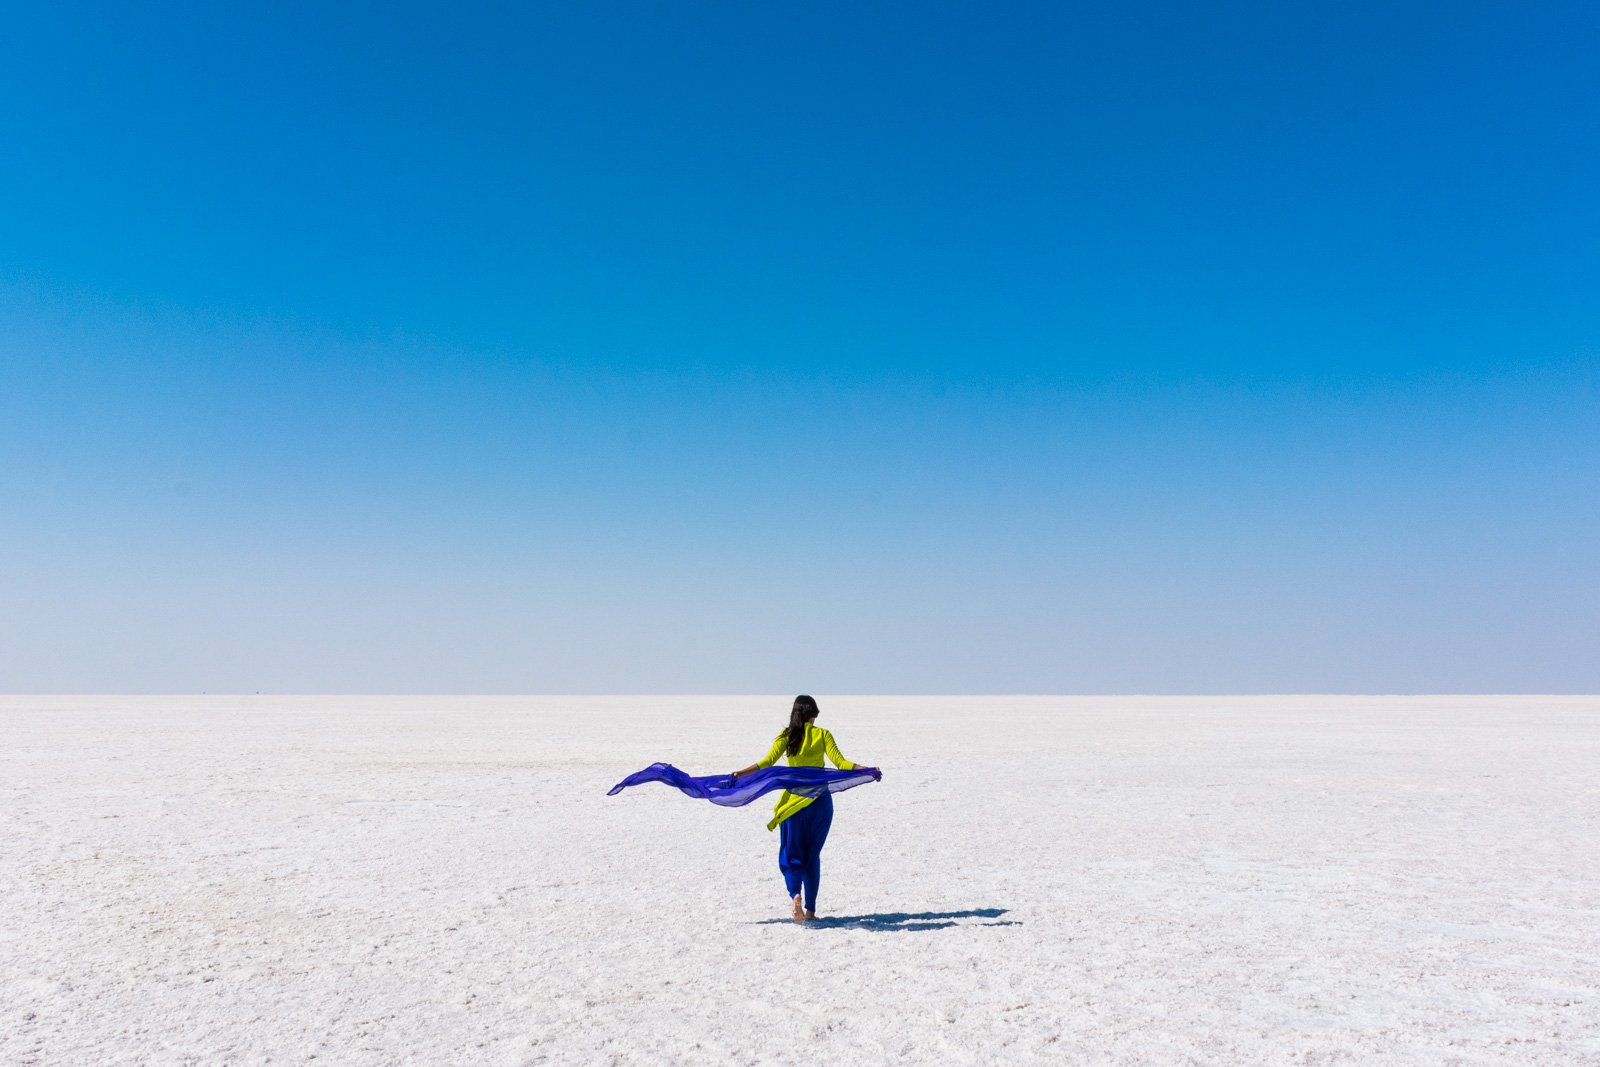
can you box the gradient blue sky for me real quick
[2,0,1596,692]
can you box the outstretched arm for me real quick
[823,730,858,770]
[731,734,788,779]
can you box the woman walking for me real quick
[730,695,868,923]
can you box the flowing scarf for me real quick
[607,762,881,806]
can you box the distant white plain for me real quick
[3,695,1597,1065]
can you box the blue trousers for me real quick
[778,792,833,913]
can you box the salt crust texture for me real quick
[3,695,1598,1066]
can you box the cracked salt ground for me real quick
[343,800,469,809]
[3,694,1599,1065]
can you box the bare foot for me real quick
[791,894,805,923]
[804,910,816,921]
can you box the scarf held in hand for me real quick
[607,762,881,806]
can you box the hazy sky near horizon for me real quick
[2,0,1597,693]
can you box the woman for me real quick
[730,695,868,923]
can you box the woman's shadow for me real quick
[751,907,1017,932]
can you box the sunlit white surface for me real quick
[4,695,1597,1065]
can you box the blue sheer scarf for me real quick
[607,762,881,806]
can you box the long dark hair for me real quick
[784,695,819,756]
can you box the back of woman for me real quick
[765,720,852,771]
[729,695,871,922]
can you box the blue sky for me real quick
[2,0,1596,692]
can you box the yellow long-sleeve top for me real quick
[755,723,857,831]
